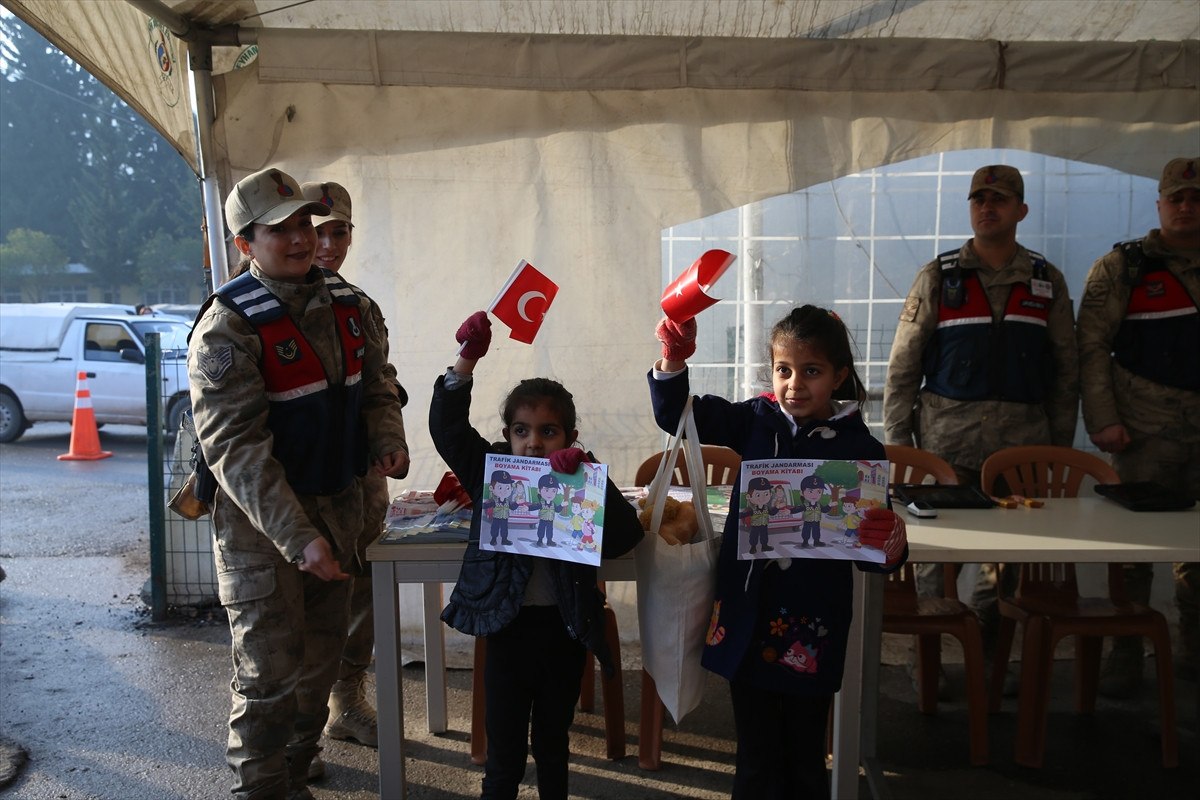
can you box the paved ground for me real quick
[2,547,1196,800]
[1,424,1197,799]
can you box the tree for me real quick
[0,227,68,301]
[131,169,204,289]
[0,15,86,249]
[813,460,863,513]
[0,11,201,292]
[136,229,201,288]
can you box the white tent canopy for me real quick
[5,0,1198,485]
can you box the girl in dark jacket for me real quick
[431,311,643,800]
[649,305,908,800]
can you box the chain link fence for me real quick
[160,412,218,606]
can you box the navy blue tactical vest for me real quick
[1112,241,1200,391]
[921,251,1054,403]
[216,269,368,495]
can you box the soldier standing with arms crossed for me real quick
[1077,157,1200,696]
[883,165,1080,688]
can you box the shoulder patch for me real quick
[274,338,302,364]
[1080,281,1110,308]
[899,296,921,322]
[196,345,234,383]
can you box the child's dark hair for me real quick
[769,305,867,405]
[501,378,577,437]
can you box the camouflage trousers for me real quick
[217,545,353,798]
[1111,432,1200,662]
[337,473,392,683]
[913,463,1015,639]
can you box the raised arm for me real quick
[655,316,697,373]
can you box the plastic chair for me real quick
[633,444,740,770]
[980,445,1177,768]
[576,585,626,760]
[881,445,989,765]
[635,445,741,488]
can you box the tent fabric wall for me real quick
[6,0,1199,172]
[255,29,1198,95]
[5,0,1199,486]
[212,61,1198,487]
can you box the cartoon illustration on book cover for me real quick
[529,473,565,547]
[479,453,609,566]
[736,458,889,563]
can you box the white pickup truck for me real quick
[0,303,193,443]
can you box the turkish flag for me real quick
[489,260,559,344]
[661,249,736,323]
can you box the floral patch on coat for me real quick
[756,609,830,675]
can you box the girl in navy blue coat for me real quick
[649,305,908,800]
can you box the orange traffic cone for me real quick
[58,371,113,461]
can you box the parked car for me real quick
[0,303,192,442]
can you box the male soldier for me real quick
[1077,157,1200,696]
[190,167,409,799]
[883,165,1080,685]
[298,181,409,772]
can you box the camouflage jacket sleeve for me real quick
[187,303,320,562]
[1042,264,1080,447]
[359,295,408,461]
[882,259,940,445]
[1076,248,1128,434]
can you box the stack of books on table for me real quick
[380,490,472,545]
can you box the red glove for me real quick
[456,311,492,360]
[655,316,697,362]
[549,447,589,475]
[859,507,907,566]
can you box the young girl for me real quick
[430,310,644,800]
[650,305,908,799]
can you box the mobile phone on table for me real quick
[905,500,938,518]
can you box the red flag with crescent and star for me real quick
[489,260,559,344]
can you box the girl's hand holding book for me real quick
[549,447,589,475]
[859,508,907,566]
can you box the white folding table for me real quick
[370,497,1200,799]
[849,498,1200,798]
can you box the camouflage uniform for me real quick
[329,294,406,744]
[337,473,390,684]
[883,242,1079,623]
[1077,228,1200,678]
[883,242,1079,468]
[189,264,407,798]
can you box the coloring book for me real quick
[736,458,890,563]
[480,453,609,566]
